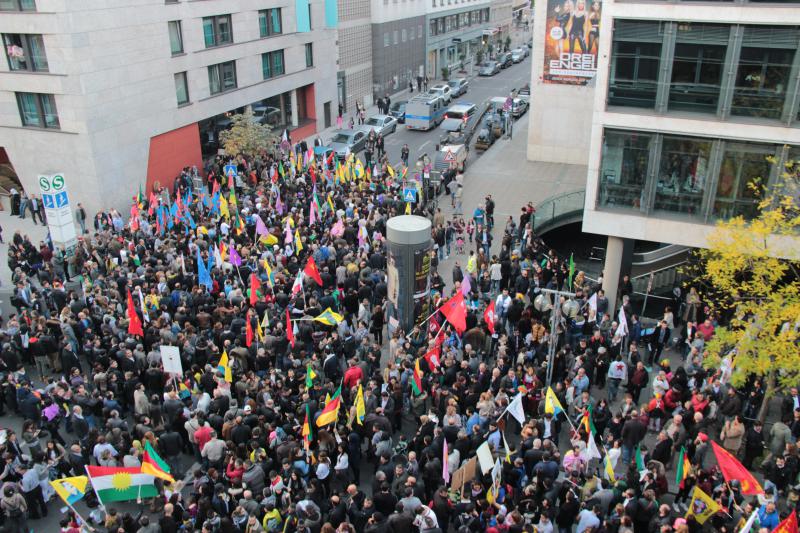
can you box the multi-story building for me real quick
[425,0,493,79]
[582,0,800,311]
[0,0,338,214]
[338,0,373,111]
[371,0,427,98]
[491,0,514,52]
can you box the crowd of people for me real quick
[0,132,795,533]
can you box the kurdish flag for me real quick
[410,359,423,396]
[86,466,157,503]
[316,385,342,427]
[141,441,175,483]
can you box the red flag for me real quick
[126,289,144,337]
[286,309,295,348]
[483,300,496,335]
[304,257,323,286]
[439,291,467,334]
[246,317,254,347]
[249,273,261,306]
[711,441,764,495]
[775,511,799,533]
[423,346,441,369]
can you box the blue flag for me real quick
[197,248,213,290]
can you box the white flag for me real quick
[505,393,526,426]
[737,510,758,533]
[582,432,601,461]
[616,307,628,337]
[587,293,597,313]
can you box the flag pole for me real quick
[84,466,107,515]
[65,500,96,532]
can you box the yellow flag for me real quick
[261,309,270,330]
[217,351,233,382]
[50,476,88,505]
[255,314,264,341]
[405,202,411,215]
[295,229,303,252]
[685,486,721,524]
[387,164,395,178]
[263,260,274,287]
[544,387,565,415]
[355,384,366,425]
[220,195,229,219]
[604,455,616,484]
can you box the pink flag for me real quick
[461,274,471,296]
[285,220,293,244]
[309,199,317,226]
[331,219,345,237]
[255,215,269,236]
[443,439,450,484]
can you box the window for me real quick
[168,21,183,55]
[607,21,661,109]
[262,50,285,79]
[430,21,437,36]
[0,0,35,10]
[402,29,407,42]
[410,26,414,40]
[3,33,47,72]
[669,24,728,114]
[418,25,422,38]
[258,8,282,37]
[393,30,398,45]
[305,43,313,67]
[713,142,774,220]
[175,72,189,105]
[384,33,390,46]
[203,15,233,48]
[653,136,711,218]
[16,92,59,129]
[598,130,651,211]
[208,61,237,94]
[731,44,793,119]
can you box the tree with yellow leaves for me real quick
[219,108,279,159]
[693,161,800,422]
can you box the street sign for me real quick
[38,173,77,253]
[443,150,456,162]
[403,187,418,203]
[224,164,237,177]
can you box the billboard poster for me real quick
[542,0,602,85]
[413,248,431,325]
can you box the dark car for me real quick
[389,100,407,123]
[498,52,513,69]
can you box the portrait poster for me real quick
[542,0,602,85]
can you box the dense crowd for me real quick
[0,134,796,533]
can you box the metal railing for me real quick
[631,261,688,295]
[532,189,586,233]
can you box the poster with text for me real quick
[542,0,602,85]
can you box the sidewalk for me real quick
[0,208,54,314]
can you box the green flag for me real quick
[568,253,575,288]
[635,444,645,472]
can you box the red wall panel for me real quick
[146,122,203,193]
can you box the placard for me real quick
[161,345,183,375]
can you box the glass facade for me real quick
[598,129,794,222]
[669,42,726,113]
[598,130,651,210]
[654,136,711,218]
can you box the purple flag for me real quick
[309,199,317,226]
[275,193,284,216]
[461,274,471,296]
[255,215,269,236]
[229,246,242,267]
[443,439,450,484]
[43,404,60,421]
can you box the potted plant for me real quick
[476,49,484,65]
[441,66,450,81]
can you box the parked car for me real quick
[362,114,398,136]
[328,129,368,159]
[518,85,530,104]
[252,105,281,126]
[498,52,513,69]
[511,97,528,118]
[511,48,526,63]
[447,77,469,97]
[389,100,407,123]
[478,61,500,76]
[429,84,452,104]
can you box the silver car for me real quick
[328,129,368,158]
[362,114,398,136]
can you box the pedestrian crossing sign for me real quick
[443,150,456,162]
[403,187,417,203]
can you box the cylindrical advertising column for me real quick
[386,215,432,334]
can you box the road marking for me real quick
[419,141,430,152]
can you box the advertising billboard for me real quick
[542,0,602,85]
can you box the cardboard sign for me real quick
[161,345,183,375]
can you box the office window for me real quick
[0,0,35,10]
[607,21,661,109]
[3,34,48,72]
[731,47,794,120]
[598,130,651,210]
[384,33,390,46]
[259,8,282,37]
[653,136,711,218]
[208,61,237,94]
[305,43,313,67]
[393,30,398,45]
[262,50,285,79]
[402,29,407,42]
[430,21,437,36]
[713,142,774,220]
[669,24,728,114]
[16,92,59,129]
[168,21,183,55]
[174,72,189,105]
[203,15,233,48]
[437,19,444,34]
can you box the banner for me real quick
[542,0,602,85]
